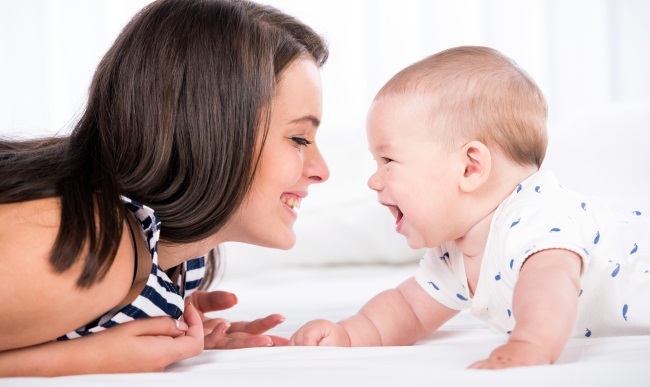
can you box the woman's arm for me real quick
[0,198,138,351]
[469,248,582,369]
[0,304,206,376]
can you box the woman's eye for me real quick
[291,137,312,147]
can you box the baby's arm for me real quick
[470,249,582,369]
[290,277,458,346]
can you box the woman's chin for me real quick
[257,232,296,250]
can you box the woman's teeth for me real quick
[283,196,301,209]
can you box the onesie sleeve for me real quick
[414,246,472,311]
[495,202,595,282]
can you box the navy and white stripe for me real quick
[58,197,205,341]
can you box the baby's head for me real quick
[372,45,548,168]
[366,46,548,249]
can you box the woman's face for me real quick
[225,57,329,249]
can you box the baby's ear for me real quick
[459,141,491,193]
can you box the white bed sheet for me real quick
[6,263,649,386]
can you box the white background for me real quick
[1,1,649,266]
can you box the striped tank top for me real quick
[57,197,205,340]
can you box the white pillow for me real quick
[224,100,650,273]
[543,100,650,215]
[223,194,423,273]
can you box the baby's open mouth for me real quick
[385,204,403,224]
[396,207,403,225]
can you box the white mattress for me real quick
[7,264,648,386]
[6,102,649,385]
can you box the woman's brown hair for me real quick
[0,0,328,288]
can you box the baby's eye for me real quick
[382,157,394,164]
[291,137,312,147]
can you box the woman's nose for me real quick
[306,146,330,183]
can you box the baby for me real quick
[289,46,650,369]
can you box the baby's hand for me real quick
[468,341,552,369]
[289,319,351,346]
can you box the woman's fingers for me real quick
[269,335,289,346]
[166,303,205,361]
[120,315,189,337]
[182,303,205,341]
[228,314,285,335]
[203,321,231,349]
[205,333,273,349]
[188,290,238,313]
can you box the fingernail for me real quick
[175,320,189,331]
[221,322,231,334]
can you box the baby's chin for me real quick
[402,235,428,250]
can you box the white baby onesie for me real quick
[415,170,650,337]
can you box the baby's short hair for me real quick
[377,46,548,168]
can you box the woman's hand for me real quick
[0,303,205,376]
[186,290,289,349]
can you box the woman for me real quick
[0,0,329,375]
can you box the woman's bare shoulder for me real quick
[0,198,135,351]
[0,198,62,263]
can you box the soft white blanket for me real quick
[7,264,647,386]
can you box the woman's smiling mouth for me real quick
[281,192,304,210]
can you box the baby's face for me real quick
[366,95,467,249]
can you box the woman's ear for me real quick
[459,141,491,193]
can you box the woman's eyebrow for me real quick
[289,115,320,128]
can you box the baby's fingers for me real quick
[289,328,323,346]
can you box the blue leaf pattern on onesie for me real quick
[510,218,521,228]
[623,304,629,321]
[633,210,642,216]
[594,231,600,244]
[495,272,501,281]
[516,184,522,193]
[509,259,514,269]
[585,328,592,337]
[456,294,468,301]
[535,186,541,193]
[630,243,638,255]
[507,309,512,318]
[581,202,587,211]
[427,281,439,291]
[612,263,621,277]
[550,228,561,233]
